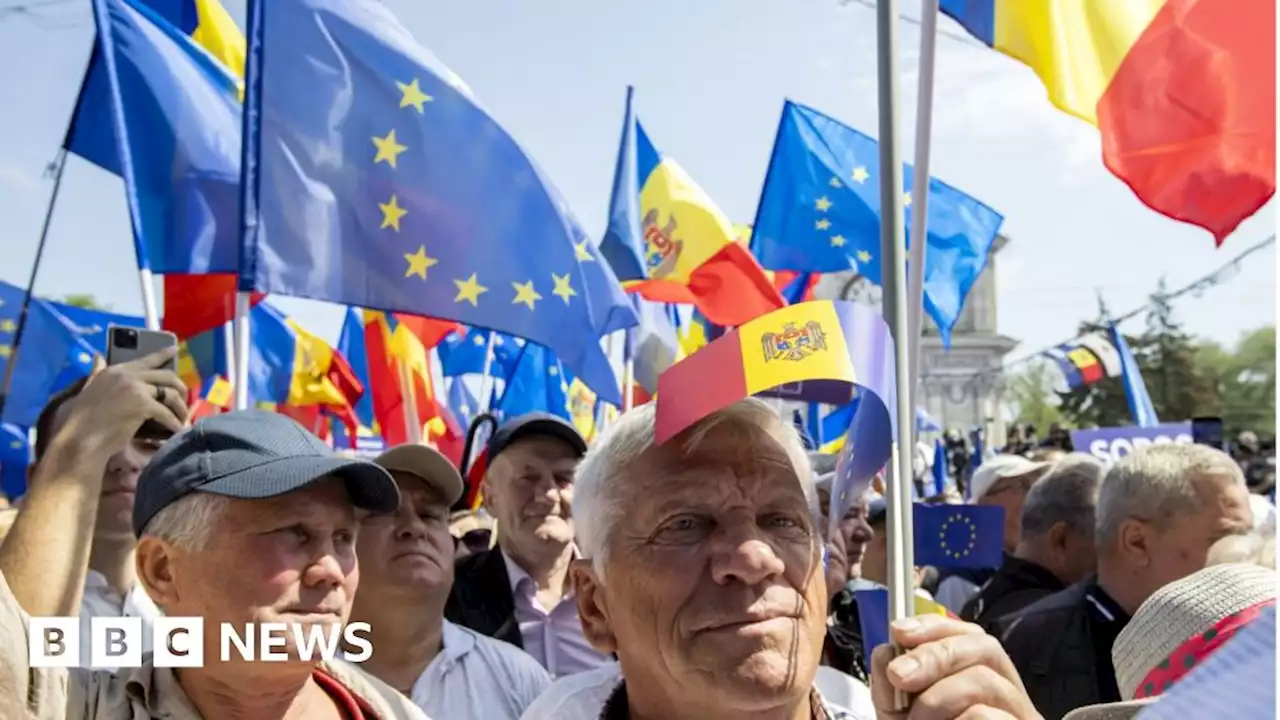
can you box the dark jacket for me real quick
[961,555,1065,633]
[444,548,523,649]
[992,578,1128,720]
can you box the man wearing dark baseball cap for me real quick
[351,443,551,719]
[0,409,430,719]
[445,412,611,677]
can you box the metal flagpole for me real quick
[906,0,940,455]
[874,0,918,710]
[0,150,69,419]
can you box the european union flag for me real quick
[438,327,522,379]
[913,503,1004,569]
[0,423,30,499]
[496,343,570,421]
[239,0,636,405]
[90,0,243,273]
[0,282,144,428]
[447,377,480,427]
[750,101,1004,344]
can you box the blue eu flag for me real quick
[89,0,243,273]
[438,327,522,379]
[750,101,1004,345]
[496,343,571,422]
[239,0,636,404]
[913,503,1004,569]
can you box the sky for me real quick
[0,0,1274,366]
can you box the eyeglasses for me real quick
[454,529,492,553]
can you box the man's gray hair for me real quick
[139,492,231,551]
[573,398,816,580]
[1020,453,1105,539]
[1096,444,1246,546]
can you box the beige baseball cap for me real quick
[374,444,464,507]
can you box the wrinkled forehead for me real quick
[623,419,807,506]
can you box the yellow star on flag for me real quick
[396,78,433,113]
[372,129,407,168]
[573,240,594,262]
[830,235,847,248]
[551,273,577,304]
[815,219,831,231]
[0,345,10,359]
[852,166,870,184]
[454,274,488,306]
[512,280,543,310]
[903,191,913,207]
[471,334,485,346]
[403,246,438,279]
[379,195,407,231]
[815,196,833,212]
[0,319,14,333]
[829,176,842,188]
[857,249,872,263]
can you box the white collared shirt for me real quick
[501,550,611,678]
[78,570,162,667]
[401,620,551,720]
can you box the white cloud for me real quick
[0,161,40,196]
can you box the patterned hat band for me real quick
[1132,598,1275,699]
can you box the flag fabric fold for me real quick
[1109,323,1160,428]
[941,0,1275,244]
[238,0,633,404]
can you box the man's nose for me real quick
[302,546,349,588]
[104,449,143,483]
[709,523,787,586]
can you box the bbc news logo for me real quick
[28,617,373,668]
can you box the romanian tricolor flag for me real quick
[362,310,463,464]
[600,87,785,327]
[942,0,1275,245]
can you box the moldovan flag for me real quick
[600,87,785,326]
[943,0,1275,245]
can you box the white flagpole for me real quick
[477,332,498,412]
[874,0,918,710]
[907,0,940,459]
[232,291,252,410]
[136,270,160,330]
[222,318,237,396]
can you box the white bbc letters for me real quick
[89,617,143,669]
[28,617,79,668]
[154,616,204,668]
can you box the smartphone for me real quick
[1191,416,1225,451]
[106,326,180,441]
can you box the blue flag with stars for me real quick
[438,326,522,379]
[749,101,1004,345]
[913,503,1003,569]
[495,342,570,421]
[238,0,636,405]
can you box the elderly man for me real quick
[555,398,1039,720]
[935,454,1049,613]
[963,454,1105,631]
[348,443,550,718]
[446,412,611,676]
[0,354,427,719]
[997,444,1254,720]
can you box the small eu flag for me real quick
[913,503,1004,569]
[238,0,636,404]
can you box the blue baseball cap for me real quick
[485,412,586,461]
[133,410,400,537]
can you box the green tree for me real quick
[1141,280,1220,421]
[1197,326,1275,437]
[58,294,107,310]
[1006,360,1067,430]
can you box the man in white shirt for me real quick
[10,372,164,651]
[446,414,612,677]
[351,443,551,719]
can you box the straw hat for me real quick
[1063,563,1277,720]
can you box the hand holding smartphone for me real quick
[106,326,182,441]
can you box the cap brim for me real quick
[494,418,587,458]
[200,455,400,515]
[375,445,464,506]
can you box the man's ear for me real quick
[1046,521,1070,557]
[135,537,181,610]
[1118,518,1152,568]
[570,558,617,655]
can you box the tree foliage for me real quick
[58,294,106,310]
[1006,360,1066,430]
[1197,326,1276,437]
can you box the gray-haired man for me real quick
[963,453,1105,631]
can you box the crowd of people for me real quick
[0,345,1273,719]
